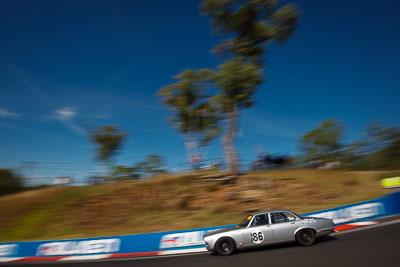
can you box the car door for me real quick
[269,212,299,242]
[242,213,274,246]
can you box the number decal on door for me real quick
[251,231,264,244]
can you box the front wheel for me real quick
[215,237,236,256]
[296,229,316,246]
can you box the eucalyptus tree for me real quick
[158,69,220,165]
[202,0,300,172]
[136,154,167,177]
[201,0,300,62]
[350,122,400,170]
[89,125,128,177]
[213,59,262,172]
[299,119,344,165]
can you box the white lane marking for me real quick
[58,254,112,261]
[349,221,377,226]
[41,252,210,264]
[0,257,24,262]
[333,218,400,236]
[159,248,207,255]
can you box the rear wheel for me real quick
[296,229,316,246]
[215,237,236,256]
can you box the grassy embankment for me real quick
[0,169,396,242]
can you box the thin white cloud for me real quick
[56,87,162,112]
[55,107,85,136]
[56,107,76,120]
[0,107,20,118]
[9,65,54,106]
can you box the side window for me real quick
[251,214,269,227]
[271,212,298,224]
[283,212,297,221]
[271,212,288,224]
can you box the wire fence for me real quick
[15,156,256,187]
[11,128,291,186]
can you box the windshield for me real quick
[239,215,253,227]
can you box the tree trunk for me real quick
[223,105,239,173]
[102,159,112,183]
[184,133,199,169]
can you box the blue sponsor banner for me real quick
[1,192,399,258]
[158,225,235,252]
[0,233,161,257]
[381,191,400,215]
[303,191,400,225]
[0,226,234,258]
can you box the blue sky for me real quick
[0,0,399,184]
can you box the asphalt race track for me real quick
[3,221,399,267]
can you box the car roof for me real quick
[250,210,295,216]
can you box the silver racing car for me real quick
[204,210,334,256]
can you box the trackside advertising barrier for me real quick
[0,225,234,259]
[303,191,400,225]
[1,191,399,261]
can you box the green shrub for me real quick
[206,184,219,192]
[0,169,23,196]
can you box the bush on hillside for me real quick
[0,169,23,196]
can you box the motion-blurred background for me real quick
[0,0,399,242]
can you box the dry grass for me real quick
[0,169,394,242]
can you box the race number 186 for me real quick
[251,231,264,244]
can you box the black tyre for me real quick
[296,229,316,246]
[215,237,236,256]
